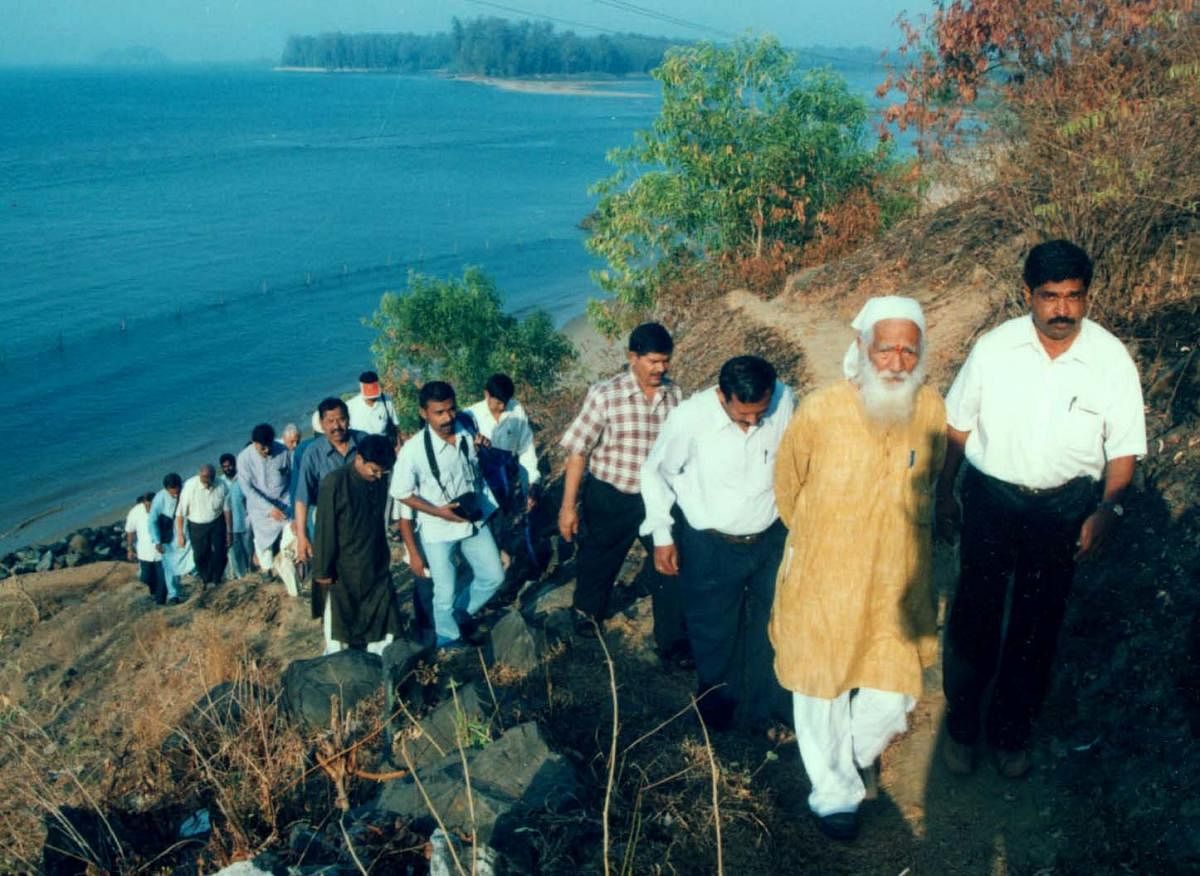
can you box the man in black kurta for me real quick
[312,434,402,653]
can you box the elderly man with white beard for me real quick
[769,296,947,842]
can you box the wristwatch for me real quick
[1098,499,1125,517]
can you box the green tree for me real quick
[369,267,577,428]
[586,35,891,333]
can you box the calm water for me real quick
[0,61,893,552]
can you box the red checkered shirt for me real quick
[560,369,682,494]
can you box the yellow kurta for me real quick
[769,380,947,700]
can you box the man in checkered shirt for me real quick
[558,322,689,666]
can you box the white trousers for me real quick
[273,525,300,597]
[792,688,914,816]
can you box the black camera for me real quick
[452,492,485,523]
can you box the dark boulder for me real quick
[281,649,383,729]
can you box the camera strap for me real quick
[423,426,472,503]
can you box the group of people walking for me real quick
[123,239,1145,843]
[550,239,1144,841]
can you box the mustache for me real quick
[1048,316,1077,325]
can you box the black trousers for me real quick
[943,467,1097,751]
[188,518,228,585]
[572,477,686,651]
[677,515,787,728]
[139,560,165,604]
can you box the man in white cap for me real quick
[769,295,946,841]
[348,370,399,437]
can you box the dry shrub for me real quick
[886,1,1200,331]
[990,14,1200,326]
[162,654,307,865]
[801,187,885,269]
[722,242,802,297]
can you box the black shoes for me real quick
[815,810,860,842]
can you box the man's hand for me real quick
[438,502,468,523]
[473,433,491,448]
[226,530,233,547]
[558,504,579,543]
[654,544,680,576]
[935,489,962,544]
[126,548,136,562]
[314,576,333,587]
[1075,507,1117,561]
[269,508,286,522]
[296,533,312,563]
[155,543,164,555]
[407,551,429,579]
[176,533,186,548]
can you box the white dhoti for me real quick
[274,525,300,597]
[792,688,914,816]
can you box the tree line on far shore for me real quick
[280,16,679,76]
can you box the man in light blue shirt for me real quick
[147,472,190,604]
[220,454,252,579]
[391,381,504,648]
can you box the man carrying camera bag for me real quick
[392,380,505,648]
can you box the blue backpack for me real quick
[456,413,523,514]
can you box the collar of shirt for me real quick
[617,369,674,409]
[1004,315,1097,366]
[315,430,363,459]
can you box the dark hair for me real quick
[251,423,275,446]
[718,356,777,404]
[485,373,515,404]
[357,433,397,469]
[418,380,456,408]
[219,453,235,466]
[163,472,183,490]
[1023,240,1093,291]
[628,322,674,356]
[359,370,379,383]
[140,492,155,503]
[318,396,349,419]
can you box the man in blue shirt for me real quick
[220,454,252,579]
[147,472,189,604]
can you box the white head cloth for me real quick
[842,295,927,379]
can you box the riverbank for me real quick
[450,73,655,98]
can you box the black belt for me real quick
[969,468,1098,517]
[981,472,1094,498]
[702,520,780,545]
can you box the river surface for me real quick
[0,60,893,551]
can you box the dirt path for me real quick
[725,288,853,386]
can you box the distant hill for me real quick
[280,16,681,76]
[93,46,171,67]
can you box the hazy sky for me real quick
[0,0,930,65]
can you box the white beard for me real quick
[857,350,925,425]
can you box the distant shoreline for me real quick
[449,74,654,98]
[272,66,654,97]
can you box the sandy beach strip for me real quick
[451,74,654,98]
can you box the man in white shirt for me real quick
[348,370,399,437]
[176,464,233,588]
[392,380,504,648]
[937,240,1147,779]
[641,356,795,729]
[125,492,160,597]
[463,373,540,503]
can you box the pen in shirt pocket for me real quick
[908,450,916,468]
